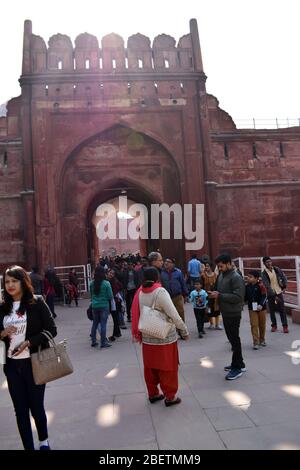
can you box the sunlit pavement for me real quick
[1,300,300,450]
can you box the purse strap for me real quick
[151,288,162,310]
[41,330,56,347]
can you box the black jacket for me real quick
[245,282,267,310]
[0,296,57,355]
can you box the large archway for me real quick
[58,125,184,267]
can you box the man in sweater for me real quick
[209,253,246,380]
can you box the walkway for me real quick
[1,301,300,450]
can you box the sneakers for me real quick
[91,342,98,347]
[40,445,51,450]
[225,369,243,380]
[283,326,289,333]
[253,344,259,350]
[260,341,267,347]
[149,394,164,404]
[165,397,181,407]
[101,343,112,349]
[215,324,223,330]
[208,324,214,329]
[224,365,247,372]
[271,326,277,332]
[198,333,203,338]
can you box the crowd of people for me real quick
[0,251,290,449]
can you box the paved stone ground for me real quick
[1,301,300,450]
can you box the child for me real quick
[189,280,208,338]
[245,270,267,349]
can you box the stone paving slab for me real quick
[1,300,300,450]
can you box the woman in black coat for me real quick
[0,265,57,450]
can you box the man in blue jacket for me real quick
[161,258,188,322]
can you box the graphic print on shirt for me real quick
[3,301,30,359]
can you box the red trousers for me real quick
[144,367,178,401]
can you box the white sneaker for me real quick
[215,325,223,330]
[253,344,259,350]
[208,324,214,329]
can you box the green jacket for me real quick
[216,269,245,316]
[89,280,113,309]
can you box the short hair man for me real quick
[261,256,288,333]
[209,254,246,380]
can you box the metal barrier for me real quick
[233,256,300,308]
[235,118,300,129]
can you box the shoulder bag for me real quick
[138,289,172,339]
[31,330,73,385]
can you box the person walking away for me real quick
[131,267,189,406]
[201,262,223,330]
[187,254,202,290]
[189,280,208,338]
[68,268,79,306]
[43,270,57,318]
[29,267,43,296]
[261,256,289,333]
[107,269,123,340]
[209,254,246,380]
[161,258,188,323]
[89,267,113,348]
[0,265,57,450]
[124,262,139,322]
[245,270,267,349]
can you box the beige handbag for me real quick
[138,289,172,339]
[31,331,73,385]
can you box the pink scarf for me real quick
[131,282,162,343]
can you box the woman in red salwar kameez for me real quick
[132,267,189,407]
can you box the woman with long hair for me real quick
[0,265,57,450]
[89,266,113,348]
[131,267,189,407]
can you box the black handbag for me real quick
[87,303,93,321]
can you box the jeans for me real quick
[223,315,245,370]
[268,294,288,327]
[4,358,48,450]
[91,307,109,346]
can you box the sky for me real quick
[0,0,299,126]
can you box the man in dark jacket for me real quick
[261,256,289,333]
[161,258,188,322]
[209,253,246,380]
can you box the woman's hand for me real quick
[182,335,190,341]
[12,340,30,357]
[1,326,17,339]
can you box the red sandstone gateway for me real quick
[0,19,299,270]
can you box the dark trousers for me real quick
[126,289,136,320]
[268,294,288,327]
[110,309,121,337]
[4,358,48,450]
[223,315,245,370]
[193,308,206,333]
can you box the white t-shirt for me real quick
[3,301,30,359]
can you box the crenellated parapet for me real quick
[27,26,197,75]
